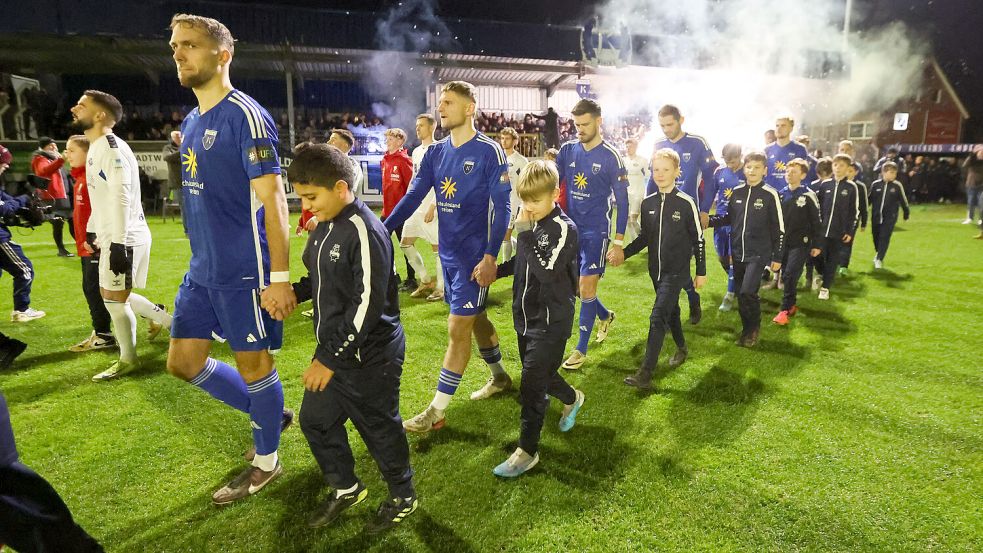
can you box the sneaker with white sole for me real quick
[561,350,586,371]
[595,311,616,342]
[469,375,512,400]
[91,359,138,382]
[69,332,117,353]
[11,308,45,322]
[403,405,445,433]
[212,461,283,506]
[410,279,436,299]
[492,447,539,478]
[718,292,735,312]
[873,258,883,269]
[558,389,585,432]
[961,218,974,224]
[818,287,830,300]
[426,289,444,302]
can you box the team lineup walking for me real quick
[10,8,975,550]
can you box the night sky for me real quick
[233,0,983,139]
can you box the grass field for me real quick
[1,204,981,552]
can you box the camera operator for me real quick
[30,137,74,257]
[0,189,46,322]
[0,143,12,190]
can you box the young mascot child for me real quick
[868,161,911,269]
[772,158,823,326]
[285,143,417,533]
[707,152,785,347]
[814,154,860,300]
[608,148,706,388]
[493,159,584,478]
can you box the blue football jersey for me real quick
[180,89,281,290]
[649,133,718,211]
[393,133,510,266]
[711,166,746,216]
[557,140,629,234]
[765,140,810,190]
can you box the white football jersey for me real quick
[410,142,437,215]
[625,153,650,195]
[86,133,151,247]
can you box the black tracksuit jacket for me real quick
[293,199,403,371]
[816,178,860,240]
[869,179,911,222]
[778,185,824,250]
[708,183,785,264]
[497,205,578,338]
[623,187,707,280]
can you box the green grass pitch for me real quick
[1,204,980,552]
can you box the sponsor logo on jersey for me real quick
[672,210,681,221]
[463,160,475,174]
[329,244,341,263]
[574,172,588,190]
[592,163,601,175]
[440,176,457,198]
[202,129,218,150]
[724,188,734,199]
[774,160,787,172]
[182,147,198,179]
[753,198,765,210]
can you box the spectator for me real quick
[533,107,561,149]
[162,130,186,230]
[31,137,74,257]
[961,147,983,224]
[380,127,418,292]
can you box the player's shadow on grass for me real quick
[866,269,914,289]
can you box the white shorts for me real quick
[628,191,644,216]
[508,191,522,229]
[403,210,439,245]
[99,242,151,291]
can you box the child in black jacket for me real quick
[773,158,823,326]
[869,161,911,268]
[494,159,583,478]
[608,148,706,387]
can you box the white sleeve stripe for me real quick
[477,135,506,165]
[233,92,270,139]
[764,186,785,233]
[545,215,569,270]
[602,142,625,169]
[682,194,703,240]
[349,214,372,334]
[806,190,821,210]
[228,96,259,139]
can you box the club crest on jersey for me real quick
[840,189,848,196]
[796,196,807,207]
[591,163,601,175]
[683,153,691,162]
[753,198,765,209]
[537,234,550,249]
[672,210,681,221]
[463,160,475,174]
[329,243,341,263]
[202,129,218,150]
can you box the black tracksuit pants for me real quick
[518,334,576,456]
[732,257,767,336]
[0,462,104,552]
[815,238,844,289]
[81,256,112,336]
[871,216,897,261]
[299,335,415,499]
[780,247,810,311]
[641,273,686,373]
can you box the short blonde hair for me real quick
[385,128,407,141]
[515,159,558,201]
[652,148,680,170]
[499,127,518,140]
[787,158,810,174]
[442,81,477,103]
[169,13,235,54]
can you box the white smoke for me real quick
[586,0,929,155]
[364,0,457,136]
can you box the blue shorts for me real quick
[171,274,283,352]
[714,227,732,260]
[441,262,488,316]
[577,232,609,276]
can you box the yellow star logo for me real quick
[774,160,787,172]
[440,176,457,198]
[182,147,198,179]
[724,187,733,199]
[574,172,588,190]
